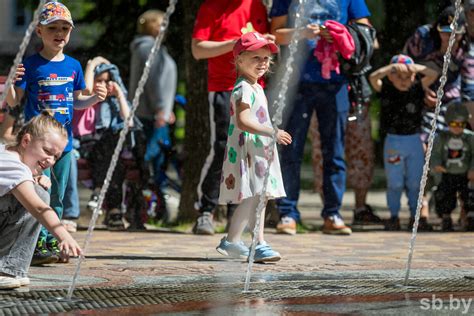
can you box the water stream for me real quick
[65,0,178,299]
[243,0,307,292]
[403,0,463,286]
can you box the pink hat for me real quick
[233,32,279,57]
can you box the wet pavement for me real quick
[1,189,474,315]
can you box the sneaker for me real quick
[441,216,454,232]
[407,217,433,232]
[16,276,30,286]
[352,205,383,226]
[216,237,249,259]
[0,276,21,289]
[48,238,69,263]
[276,216,297,235]
[384,217,401,231]
[253,242,281,263]
[193,212,215,235]
[87,193,99,210]
[107,208,125,231]
[31,238,59,266]
[322,215,352,235]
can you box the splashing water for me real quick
[403,0,463,286]
[65,0,178,300]
[243,0,307,293]
[0,0,46,108]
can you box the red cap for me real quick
[233,32,279,57]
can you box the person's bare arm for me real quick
[6,64,25,107]
[191,38,237,60]
[270,15,321,45]
[83,56,110,95]
[369,65,393,92]
[236,100,292,145]
[11,181,82,257]
[411,64,439,90]
[73,86,107,110]
[109,82,130,120]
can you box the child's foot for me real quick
[31,238,59,266]
[253,241,281,263]
[216,237,249,259]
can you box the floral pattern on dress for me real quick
[256,106,267,123]
[218,79,286,204]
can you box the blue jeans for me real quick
[142,119,170,191]
[277,82,349,221]
[40,150,72,243]
[0,185,47,277]
[383,134,424,218]
[63,152,80,219]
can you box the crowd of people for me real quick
[1,0,474,289]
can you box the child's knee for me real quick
[34,185,50,205]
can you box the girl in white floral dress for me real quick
[216,32,292,263]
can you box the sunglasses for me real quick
[448,121,467,128]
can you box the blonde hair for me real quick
[11,111,67,147]
[234,50,274,75]
[137,10,164,35]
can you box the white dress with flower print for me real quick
[219,78,286,204]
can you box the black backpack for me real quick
[340,23,377,108]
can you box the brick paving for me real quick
[0,188,472,314]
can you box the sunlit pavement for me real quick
[1,188,473,315]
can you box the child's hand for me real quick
[107,81,123,98]
[94,83,108,101]
[262,33,276,43]
[15,64,25,82]
[276,129,292,145]
[88,56,110,67]
[154,110,175,127]
[35,175,51,190]
[468,170,474,181]
[433,165,447,173]
[390,63,411,74]
[424,89,437,108]
[59,235,82,260]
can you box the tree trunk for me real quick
[178,0,208,222]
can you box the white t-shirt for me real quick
[0,144,34,197]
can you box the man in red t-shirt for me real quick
[191,0,273,235]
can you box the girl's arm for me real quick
[236,100,292,145]
[11,181,82,257]
[83,57,110,95]
[110,82,130,120]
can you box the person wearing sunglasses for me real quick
[431,101,474,231]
